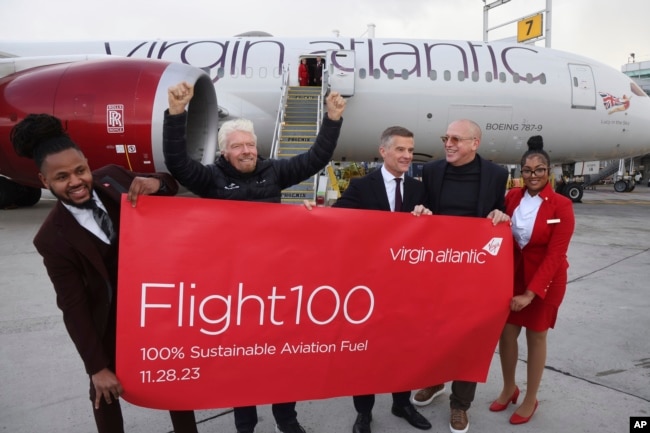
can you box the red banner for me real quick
[116,195,512,410]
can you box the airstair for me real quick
[274,86,323,204]
[558,158,636,202]
[581,161,619,187]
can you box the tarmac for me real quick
[1,184,649,433]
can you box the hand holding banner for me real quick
[116,195,512,410]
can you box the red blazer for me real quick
[299,62,310,86]
[33,165,177,375]
[504,182,575,307]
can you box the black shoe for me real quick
[352,412,372,433]
[391,404,432,430]
[275,420,306,433]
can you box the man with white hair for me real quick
[163,81,346,433]
[164,81,345,204]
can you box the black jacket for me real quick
[421,155,508,217]
[163,111,343,202]
[333,168,425,212]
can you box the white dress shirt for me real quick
[511,190,542,249]
[62,191,112,244]
[380,165,404,212]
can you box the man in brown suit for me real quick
[11,113,198,433]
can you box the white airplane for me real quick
[1,35,649,207]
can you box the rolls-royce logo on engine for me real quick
[107,104,124,133]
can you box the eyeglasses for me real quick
[440,135,475,145]
[520,167,548,177]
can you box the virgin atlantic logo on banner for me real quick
[116,196,513,410]
[389,237,503,264]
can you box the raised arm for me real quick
[168,81,194,115]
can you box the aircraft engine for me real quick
[0,57,218,208]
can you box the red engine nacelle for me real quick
[0,57,218,188]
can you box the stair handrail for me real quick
[313,79,334,201]
[270,64,290,158]
[316,75,329,134]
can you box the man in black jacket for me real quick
[312,56,325,86]
[414,118,509,433]
[332,126,431,433]
[164,81,345,204]
[163,81,346,433]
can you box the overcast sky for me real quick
[1,0,648,69]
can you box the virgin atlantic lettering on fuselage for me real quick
[104,38,546,84]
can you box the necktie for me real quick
[88,200,115,242]
[394,178,402,212]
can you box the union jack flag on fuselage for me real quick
[599,92,622,109]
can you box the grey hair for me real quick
[380,126,414,149]
[218,118,257,152]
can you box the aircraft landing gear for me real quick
[0,177,42,209]
[556,181,584,203]
[614,179,631,192]
[564,182,584,203]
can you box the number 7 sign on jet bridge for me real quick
[517,13,543,43]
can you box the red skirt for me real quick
[507,296,559,332]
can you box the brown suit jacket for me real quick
[33,165,177,375]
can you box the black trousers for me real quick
[234,402,297,432]
[353,391,411,414]
[450,381,477,411]
[89,376,198,433]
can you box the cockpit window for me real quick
[630,81,648,97]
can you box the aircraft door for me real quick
[569,64,596,109]
[326,50,355,96]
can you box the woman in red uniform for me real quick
[489,136,575,425]
[298,58,310,86]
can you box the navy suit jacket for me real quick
[333,168,425,212]
[421,154,508,217]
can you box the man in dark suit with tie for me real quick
[332,126,431,433]
[312,56,325,86]
[413,118,509,433]
[11,114,198,433]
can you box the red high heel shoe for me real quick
[510,400,538,425]
[489,386,520,412]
